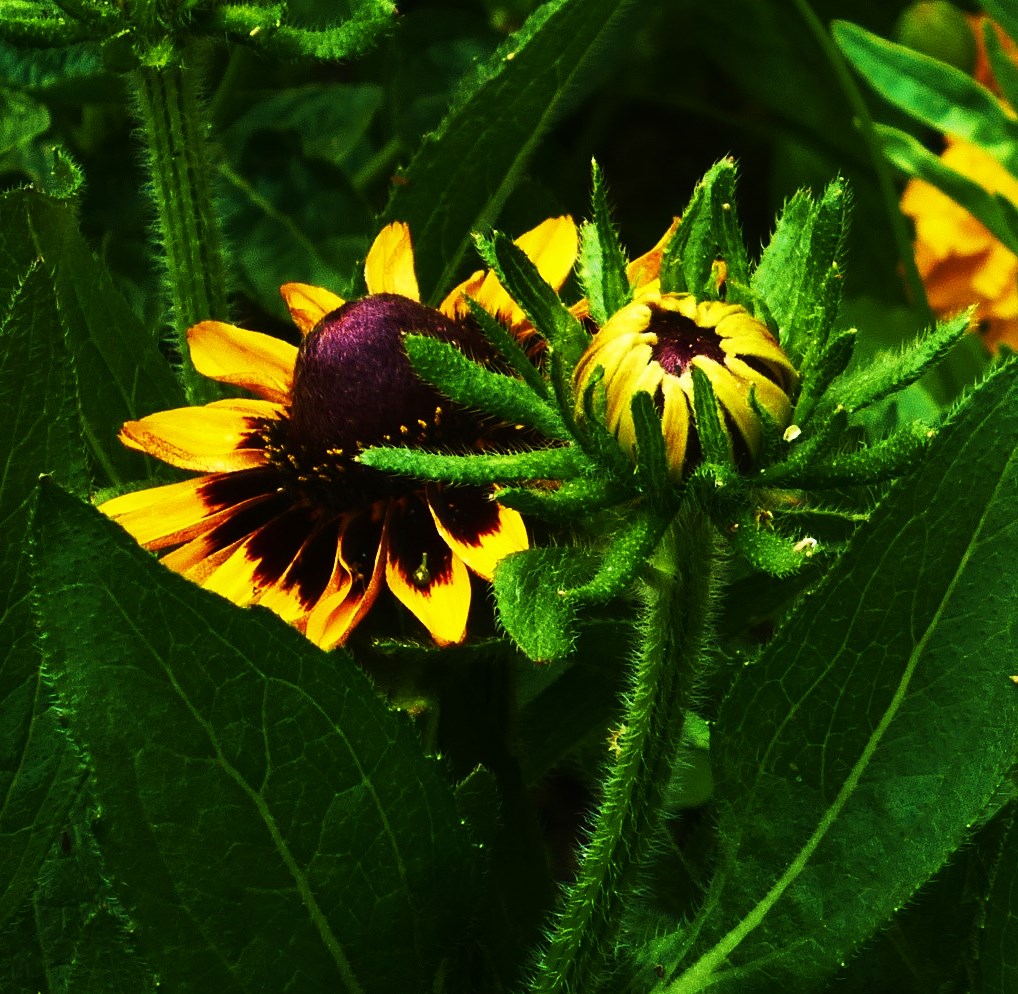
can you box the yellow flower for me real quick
[901,138,1018,350]
[574,290,798,479]
[100,218,577,649]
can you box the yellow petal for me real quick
[427,485,528,581]
[119,399,278,472]
[99,474,273,550]
[280,282,345,335]
[516,216,578,291]
[188,321,297,402]
[364,222,420,300]
[439,216,578,324]
[659,375,691,479]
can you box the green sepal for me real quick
[401,333,569,441]
[475,230,587,369]
[875,123,1018,253]
[782,420,934,489]
[760,405,850,486]
[464,294,549,399]
[578,160,631,325]
[829,310,973,415]
[747,384,787,469]
[357,443,586,484]
[575,365,638,480]
[752,178,850,367]
[493,545,599,662]
[661,158,748,299]
[727,511,820,578]
[834,20,1018,175]
[496,477,631,524]
[690,365,735,470]
[630,389,673,501]
[794,326,858,424]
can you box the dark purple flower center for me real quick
[288,293,458,459]
[648,307,726,376]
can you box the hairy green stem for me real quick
[527,511,719,994]
[132,50,228,404]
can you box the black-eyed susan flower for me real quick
[100,218,578,649]
[573,289,798,479]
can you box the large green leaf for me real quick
[380,0,644,303]
[833,20,1018,174]
[0,189,184,486]
[646,356,1018,992]
[0,264,85,937]
[972,803,1018,993]
[32,483,478,994]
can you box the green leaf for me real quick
[751,178,850,366]
[493,545,598,662]
[0,86,49,158]
[0,189,184,486]
[0,264,86,935]
[874,123,1018,254]
[651,355,1018,993]
[578,160,631,325]
[402,333,568,440]
[379,0,643,303]
[983,19,1018,115]
[32,482,478,994]
[218,150,370,322]
[833,20,1018,174]
[832,311,973,414]
[972,805,1018,992]
[981,0,1018,48]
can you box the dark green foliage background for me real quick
[2,2,1017,994]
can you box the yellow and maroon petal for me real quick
[426,484,528,581]
[304,511,386,649]
[385,497,470,646]
[158,488,291,575]
[364,222,421,300]
[118,399,278,472]
[99,467,278,550]
[188,321,297,403]
[279,282,346,336]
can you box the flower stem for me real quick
[131,48,228,404]
[527,510,719,994]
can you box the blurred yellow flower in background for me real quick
[900,138,1018,351]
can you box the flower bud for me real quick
[574,291,798,479]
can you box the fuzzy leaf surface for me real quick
[32,484,477,994]
[0,265,85,934]
[380,0,642,302]
[653,357,1018,993]
[0,189,184,486]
